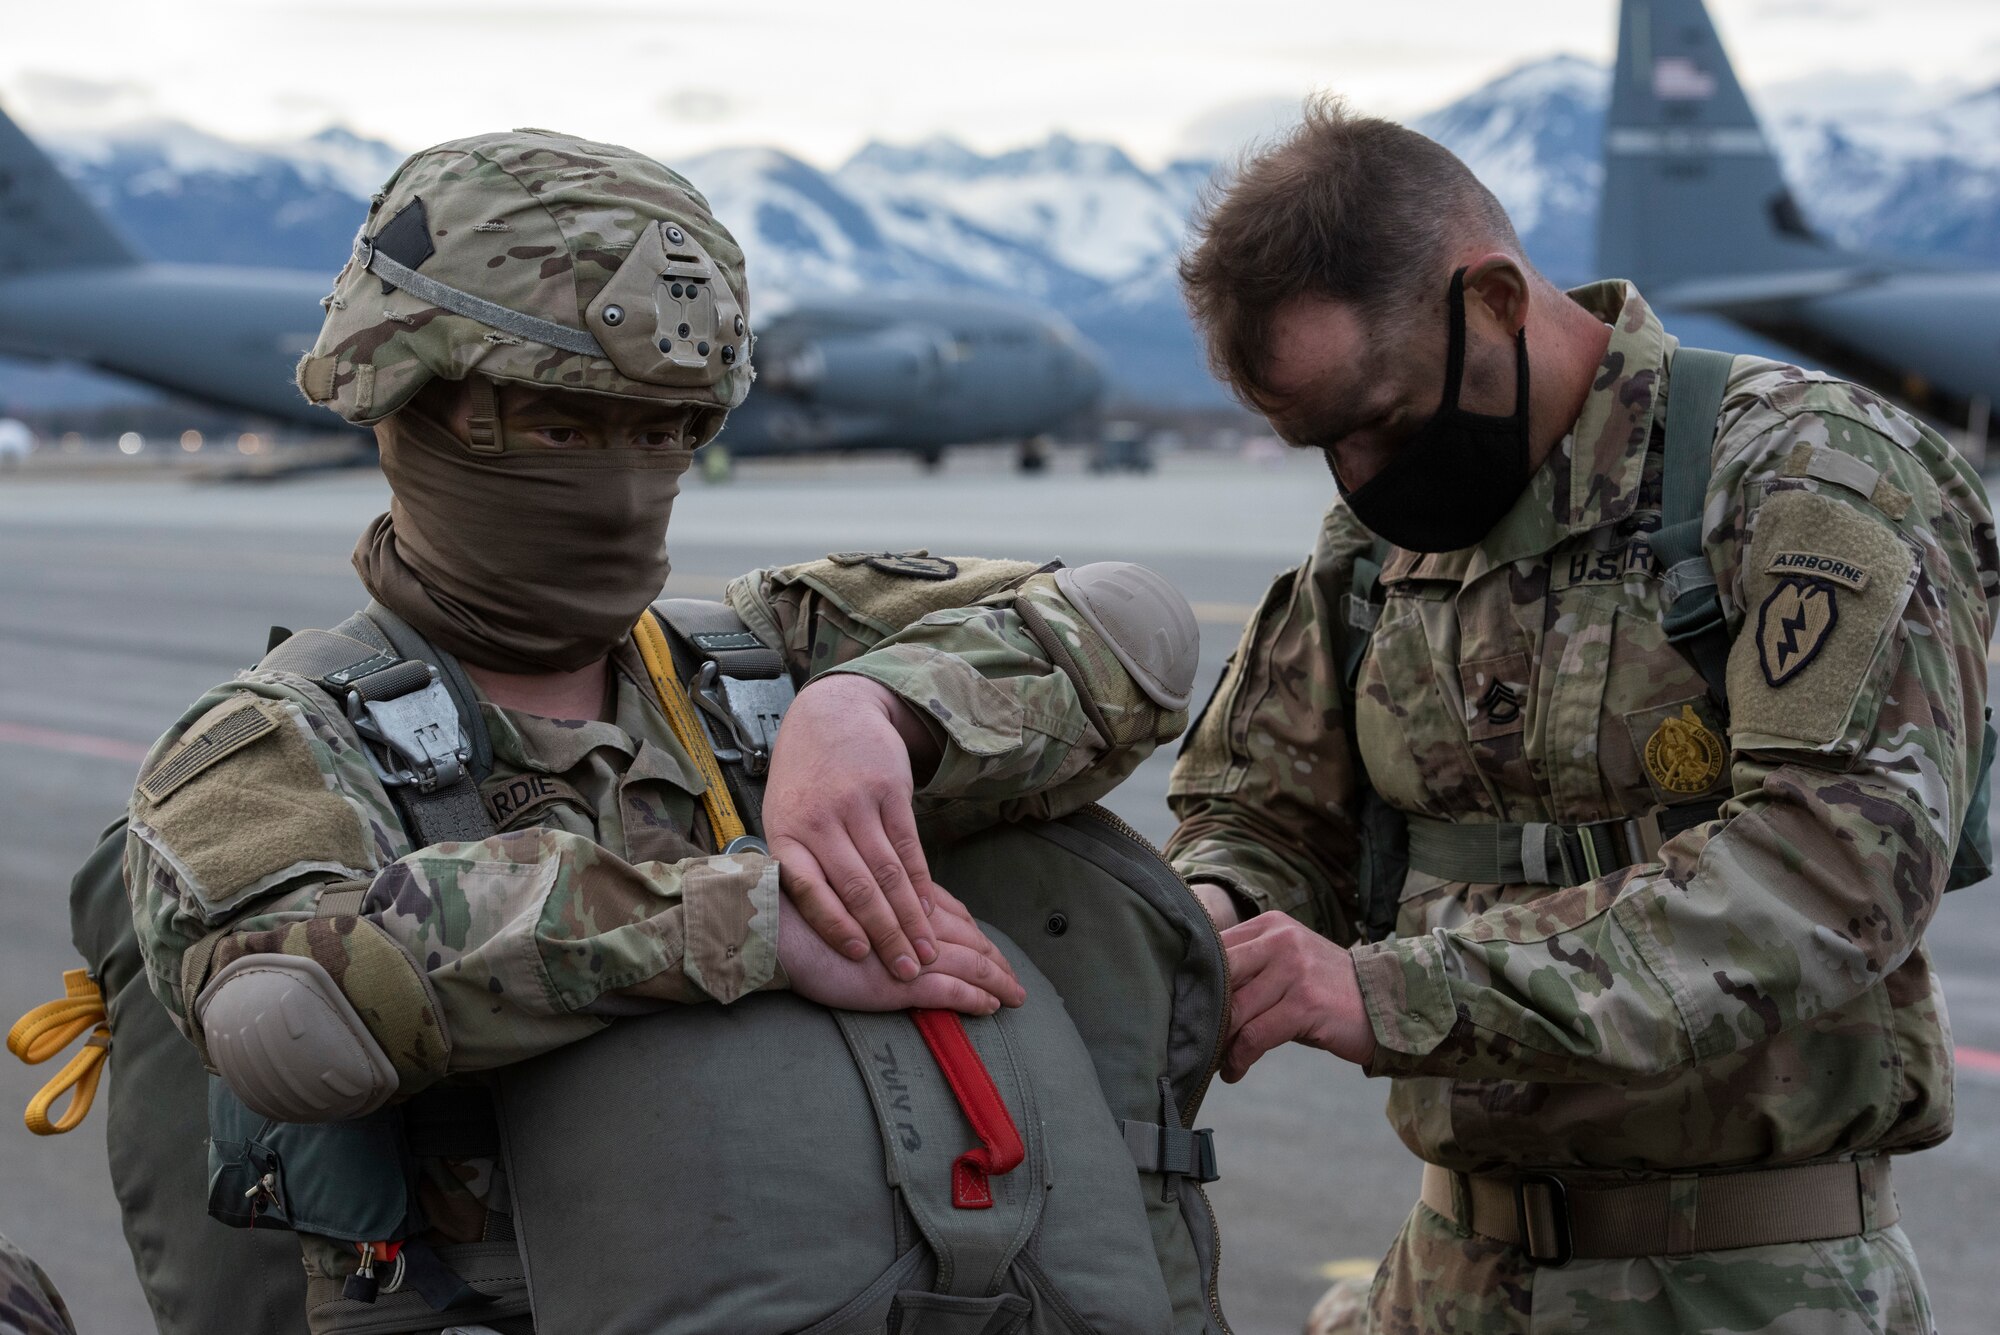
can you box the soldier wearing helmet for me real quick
[122,129,1198,1332]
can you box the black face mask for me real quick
[1327,268,1532,553]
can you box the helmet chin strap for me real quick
[464,376,502,455]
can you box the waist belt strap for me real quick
[1419,1158,1896,1265]
[1405,803,1719,887]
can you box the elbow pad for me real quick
[198,954,399,1122]
[194,916,448,1122]
[1053,562,1199,711]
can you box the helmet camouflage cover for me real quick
[296,128,752,435]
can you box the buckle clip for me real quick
[690,661,795,777]
[346,671,468,793]
[1513,1174,1574,1267]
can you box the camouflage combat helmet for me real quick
[296,128,752,438]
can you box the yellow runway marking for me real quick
[1314,1257,1380,1282]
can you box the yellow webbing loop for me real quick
[8,968,111,1135]
[632,612,748,847]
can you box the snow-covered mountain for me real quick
[15,55,2000,411]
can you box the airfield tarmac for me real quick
[2,445,1997,1335]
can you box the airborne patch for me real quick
[1757,576,1840,687]
[1767,550,1869,591]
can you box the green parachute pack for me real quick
[62,597,1235,1335]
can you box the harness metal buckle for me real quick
[1513,1173,1574,1267]
[690,661,796,777]
[1622,811,1664,864]
[346,672,469,794]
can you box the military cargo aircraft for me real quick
[1603,0,2000,432]
[0,105,1106,467]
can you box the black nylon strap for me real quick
[1653,348,1737,704]
[654,597,786,679]
[649,600,774,840]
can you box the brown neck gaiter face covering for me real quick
[354,403,692,673]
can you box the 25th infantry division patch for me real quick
[1757,576,1839,687]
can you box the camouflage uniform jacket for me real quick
[1169,282,1998,1175]
[126,553,1182,1262]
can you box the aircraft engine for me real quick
[762,326,956,411]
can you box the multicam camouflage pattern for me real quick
[127,552,1183,1279]
[1306,1206,1933,1335]
[298,129,752,426]
[1169,281,1995,1329]
[0,1233,74,1335]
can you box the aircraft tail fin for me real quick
[1596,0,1835,291]
[0,102,137,278]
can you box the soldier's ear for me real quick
[1459,255,1530,336]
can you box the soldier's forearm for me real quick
[364,828,783,1071]
[1351,760,1952,1085]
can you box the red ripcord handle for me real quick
[910,1009,1026,1209]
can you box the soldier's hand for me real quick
[777,887,1027,1014]
[1219,912,1376,1081]
[765,673,1014,991]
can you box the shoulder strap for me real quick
[1340,537,1392,692]
[641,598,794,847]
[259,610,496,847]
[1653,347,1737,705]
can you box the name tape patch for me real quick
[1767,551,1869,592]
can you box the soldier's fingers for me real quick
[1222,1004,1289,1083]
[926,886,1018,987]
[770,838,870,961]
[903,971,1004,1017]
[1222,929,1281,986]
[813,830,923,981]
[848,817,937,967]
[879,795,940,917]
[1220,913,1285,947]
[927,935,1026,1008]
[1223,968,1289,1030]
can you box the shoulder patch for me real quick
[132,694,374,923]
[828,550,960,581]
[1766,551,1868,591]
[139,697,279,804]
[1756,576,1840,686]
[1727,488,1916,748]
[792,554,1042,638]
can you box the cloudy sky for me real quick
[3,0,1995,164]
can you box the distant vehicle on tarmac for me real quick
[1089,420,1157,475]
[0,106,1107,471]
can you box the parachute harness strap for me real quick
[633,611,749,848]
[8,968,111,1135]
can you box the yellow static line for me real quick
[1314,1257,1380,1282]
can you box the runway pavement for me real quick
[2,447,1997,1334]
